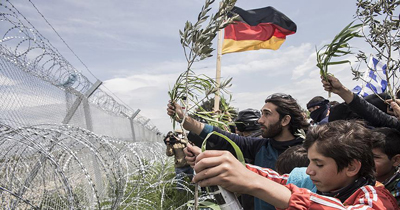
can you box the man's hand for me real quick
[166,101,205,135]
[192,150,253,194]
[192,150,293,209]
[321,75,354,104]
[388,99,400,120]
[167,101,185,123]
[184,144,201,167]
[321,75,345,94]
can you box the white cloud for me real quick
[291,49,317,80]
[5,0,369,135]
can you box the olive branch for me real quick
[192,95,237,131]
[168,0,237,130]
[354,0,400,100]
[168,0,238,209]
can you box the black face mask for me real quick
[310,105,329,123]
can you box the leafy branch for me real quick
[179,0,238,64]
[168,0,237,129]
[191,96,237,131]
[354,0,400,99]
[170,1,238,209]
[316,22,362,81]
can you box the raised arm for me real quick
[192,150,396,209]
[321,75,354,104]
[167,101,204,135]
[321,75,400,129]
[192,150,292,209]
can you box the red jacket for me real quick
[246,164,398,209]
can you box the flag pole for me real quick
[213,17,223,114]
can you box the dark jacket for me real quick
[347,93,400,130]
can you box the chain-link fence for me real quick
[0,1,169,209]
[0,2,161,142]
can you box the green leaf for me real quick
[316,21,362,80]
[326,60,351,65]
[202,131,245,165]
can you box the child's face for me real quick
[306,143,355,192]
[372,148,395,182]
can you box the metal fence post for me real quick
[64,80,104,200]
[143,119,150,126]
[129,109,141,142]
[62,80,102,125]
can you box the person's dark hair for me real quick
[307,96,327,109]
[372,127,400,159]
[371,130,386,150]
[235,108,261,132]
[265,93,309,135]
[275,145,309,174]
[303,120,376,181]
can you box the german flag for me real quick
[222,6,297,54]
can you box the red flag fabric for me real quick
[222,6,297,54]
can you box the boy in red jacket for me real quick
[188,120,397,209]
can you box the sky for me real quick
[6,0,371,134]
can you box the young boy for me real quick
[372,127,400,206]
[189,120,397,209]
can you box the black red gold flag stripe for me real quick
[222,6,297,54]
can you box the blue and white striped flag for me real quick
[352,56,387,97]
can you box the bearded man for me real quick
[167,93,309,210]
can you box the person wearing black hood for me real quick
[307,96,330,125]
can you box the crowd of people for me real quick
[164,75,400,209]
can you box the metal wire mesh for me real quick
[0,1,160,138]
[0,1,176,209]
[0,123,172,209]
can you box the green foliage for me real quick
[355,0,400,99]
[169,1,240,208]
[179,0,238,62]
[119,160,195,209]
[190,97,238,131]
[202,131,245,164]
[169,0,238,129]
[316,22,362,81]
[168,71,232,112]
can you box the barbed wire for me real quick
[25,0,139,114]
[0,1,157,131]
[0,123,168,209]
